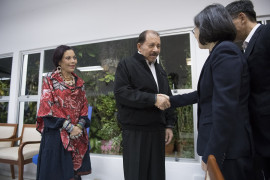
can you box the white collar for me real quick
[244,24,261,44]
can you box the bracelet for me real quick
[63,120,74,133]
[76,124,83,130]
[66,123,74,133]
[78,118,86,128]
[63,120,70,129]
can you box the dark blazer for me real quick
[170,41,253,166]
[114,52,176,129]
[244,24,270,157]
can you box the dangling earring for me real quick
[57,66,61,73]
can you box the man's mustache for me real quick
[151,52,159,56]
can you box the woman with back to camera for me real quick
[166,4,255,180]
[36,45,91,180]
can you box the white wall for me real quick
[0,0,269,179]
[1,0,269,54]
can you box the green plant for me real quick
[174,105,194,158]
[88,72,122,154]
[98,72,115,84]
[95,93,119,139]
[23,102,37,124]
[0,80,10,96]
[0,102,8,123]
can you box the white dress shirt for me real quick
[138,51,159,91]
[243,23,261,52]
[146,59,159,91]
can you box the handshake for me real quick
[154,94,170,110]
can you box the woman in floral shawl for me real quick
[36,45,91,180]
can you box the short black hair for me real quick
[194,4,236,45]
[226,0,256,22]
[137,30,160,44]
[52,45,73,68]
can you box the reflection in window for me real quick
[160,34,194,159]
[0,57,12,96]
[19,101,37,124]
[0,102,8,123]
[165,105,194,159]
[160,34,191,89]
[21,53,40,95]
[42,33,194,159]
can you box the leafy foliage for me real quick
[0,102,8,123]
[0,80,10,96]
[87,72,122,154]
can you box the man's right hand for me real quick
[155,94,170,110]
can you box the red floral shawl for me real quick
[37,71,89,170]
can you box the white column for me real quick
[8,51,21,124]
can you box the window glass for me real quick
[21,53,40,95]
[0,102,8,123]
[0,57,12,96]
[166,105,194,159]
[160,34,192,89]
[267,20,270,24]
[19,101,37,124]
[160,34,194,159]
[43,33,194,159]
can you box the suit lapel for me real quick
[244,25,264,58]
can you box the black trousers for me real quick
[221,157,255,180]
[253,156,270,180]
[122,128,165,180]
[262,157,270,180]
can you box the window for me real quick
[257,16,270,25]
[41,32,195,159]
[160,34,192,89]
[0,56,13,123]
[19,101,38,124]
[11,30,195,159]
[18,53,41,125]
[160,33,194,159]
[21,53,40,96]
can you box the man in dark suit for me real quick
[226,1,270,179]
[114,30,177,180]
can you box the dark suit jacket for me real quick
[114,52,176,130]
[244,24,270,157]
[170,41,253,167]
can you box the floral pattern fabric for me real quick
[37,71,89,170]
